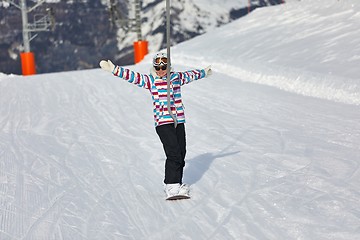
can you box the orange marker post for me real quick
[20,52,36,75]
[133,40,148,64]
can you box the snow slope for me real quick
[1,0,360,239]
[171,0,360,105]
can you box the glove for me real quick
[99,60,115,73]
[204,65,212,77]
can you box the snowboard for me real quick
[166,194,190,201]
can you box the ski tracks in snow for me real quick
[0,70,360,239]
[0,72,152,239]
[181,73,360,239]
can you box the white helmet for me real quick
[152,52,169,66]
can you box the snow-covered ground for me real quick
[1,0,359,239]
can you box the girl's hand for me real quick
[205,65,212,77]
[99,60,115,72]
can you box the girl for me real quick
[99,53,212,199]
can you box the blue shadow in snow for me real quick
[184,151,240,185]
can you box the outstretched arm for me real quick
[99,60,152,89]
[176,65,212,85]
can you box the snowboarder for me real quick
[99,52,212,199]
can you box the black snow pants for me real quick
[156,123,186,184]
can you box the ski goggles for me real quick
[153,57,168,66]
[154,65,167,71]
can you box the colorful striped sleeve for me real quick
[174,69,206,85]
[112,66,152,89]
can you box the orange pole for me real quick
[133,40,148,63]
[20,52,36,75]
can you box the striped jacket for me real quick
[112,66,207,127]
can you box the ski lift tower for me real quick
[108,0,148,63]
[132,0,148,63]
[6,0,55,75]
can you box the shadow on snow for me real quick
[184,151,240,185]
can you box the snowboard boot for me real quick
[164,183,180,199]
[178,184,190,196]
